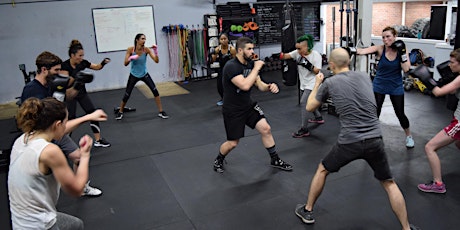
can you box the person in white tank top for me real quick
[9,97,93,229]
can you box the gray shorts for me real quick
[53,134,78,157]
[322,137,393,181]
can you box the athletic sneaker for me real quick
[115,111,123,120]
[295,204,315,224]
[213,158,225,173]
[158,111,169,119]
[94,138,111,148]
[308,117,325,124]
[410,224,421,230]
[406,136,415,148]
[83,181,102,197]
[270,157,293,171]
[417,181,446,194]
[292,128,310,138]
[216,100,223,106]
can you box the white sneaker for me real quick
[406,136,415,148]
[83,181,102,197]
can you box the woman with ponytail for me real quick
[60,39,111,148]
[115,33,168,120]
[9,97,93,229]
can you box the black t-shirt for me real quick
[21,79,52,102]
[61,59,91,93]
[222,58,255,115]
[61,59,91,77]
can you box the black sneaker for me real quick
[292,128,310,138]
[270,157,293,171]
[115,111,123,120]
[295,204,315,224]
[213,158,225,173]
[158,111,169,119]
[94,138,111,148]
[410,224,421,230]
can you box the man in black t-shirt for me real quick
[213,37,292,173]
[21,51,107,197]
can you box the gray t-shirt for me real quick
[316,71,381,144]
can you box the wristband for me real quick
[152,45,158,56]
[101,58,110,67]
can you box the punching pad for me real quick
[281,2,298,86]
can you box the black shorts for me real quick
[223,103,266,140]
[322,137,393,181]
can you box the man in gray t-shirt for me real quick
[294,48,419,230]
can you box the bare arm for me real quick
[255,76,279,93]
[231,60,265,91]
[124,47,134,66]
[40,135,92,197]
[230,47,237,57]
[357,45,381,56]
[146,47,159,63]
[64,109,108,133]
[212,46,221,62]
[306,72,324,112]
[432,75,460,97]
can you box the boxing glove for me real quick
[128,54,139,61]
[344,47,357,57]
[152,45,158,56]
[51,74,70,102]
[390,40,408,63]
[72,72,94,91]
[298,57,314,72]
[410,65,437,90]
[272,52,284,60]
[100,58,110,68]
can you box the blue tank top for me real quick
[373,47,404,95]
[130,52,148,78]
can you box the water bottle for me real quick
[417,30,422,40]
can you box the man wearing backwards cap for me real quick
[276,34,323,138]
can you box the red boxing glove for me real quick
[152,44,158,56]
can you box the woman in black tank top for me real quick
[211,33,236,106]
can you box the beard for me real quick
[45,73,57,85]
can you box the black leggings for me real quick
[217,69,223,99]
[374,92,410,129]
[66,89,99,134]
[122,73,159,103]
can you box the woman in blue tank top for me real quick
[115,33,169,120]
[356,26,414,148]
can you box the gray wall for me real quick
[0,0,216,104]
[0,0,325,104]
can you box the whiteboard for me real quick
[92,6,156,53]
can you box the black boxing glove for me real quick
[73,72,94,91]
[272,52,284,60]
[298,57,314,72]
[390,40,408,63]
[100,58,110,68]
[51,74,70,102]
[344,47,357,57]
[410,65,437,90]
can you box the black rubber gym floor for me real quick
[1,71,459,229]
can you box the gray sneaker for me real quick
[295,204,314,224]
